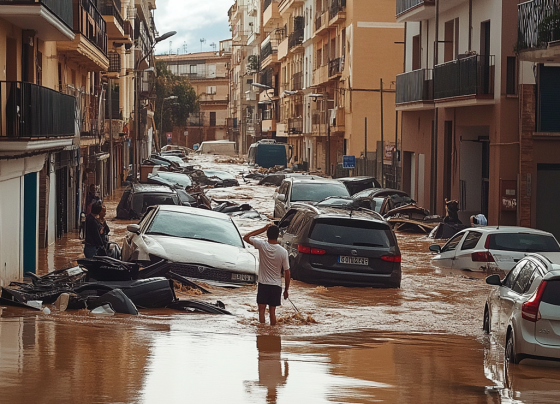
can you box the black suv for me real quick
[116,184,196,219]
[277,204,401,287]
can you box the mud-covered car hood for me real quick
[136,234,258,275]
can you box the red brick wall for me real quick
[519,84,535,227]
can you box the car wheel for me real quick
[505,328,519,365]
[483,307,490,334]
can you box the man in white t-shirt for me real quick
[243,223,290,326]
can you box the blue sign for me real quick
[343,155,356,169]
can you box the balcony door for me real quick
[480,21,491,94]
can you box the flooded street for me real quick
[4,155,560,403]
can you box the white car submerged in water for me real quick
[122,205,258,287]
[429,226,560,272]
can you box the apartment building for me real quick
[229,0,262,154]
[396,0,520,224]
[516,0,560,238]
[0,0,159,283]
[252,0,403,175]
[156,44,232,148]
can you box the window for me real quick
[287,211,306,234]
[461,231,483,250]
[503,261,525,289]
[513,261,537,294]
[190,65,197,74]
[487,233,560,252]
[290,183,350,202]
[441,232,465,253]
[309,219,393,248]
[506,56,516,95]
[541,280,560,306]
[412,35,421,71]
[207,86,217,95]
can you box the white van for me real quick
[196,140,237,156]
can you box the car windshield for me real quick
[487,233,560,252]
[317,197,355,207]
[309,219,393,247]
[291,183,350,202]
[146,210,243,248]
[131,193,178,215]
[156,172,192,187]
[204,170,236,180]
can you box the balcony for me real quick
[100,0,124,38]
[278,37,289,61]
[331,107,345,133]
[0,0,74,41]
[518,0,560,62]
[288,117,303,135]
[260,40,278,69]
[328,0,346,25]
[0,81,76,152]
[313,65,329,86]
[395,69,433,109]
[57,0,109,70]
[292,72,303,91]
[288,27,304,52]
[396,0,435,23]
[263,0,280,31]
[262,110,277,132]
[108,53,121,74]
[315,12,328,35]
[328,57,344,79]
[433,55,495,101]
[278,0,304,14]
[312,112,327,136]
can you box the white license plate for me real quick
[231,273,254,282]
[338,256,369,265]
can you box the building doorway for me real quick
[537,164,560,240]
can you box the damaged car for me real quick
[121,205,258,287]
[116,184,196,219]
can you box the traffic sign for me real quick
[343,155,356,169]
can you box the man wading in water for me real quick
[244,224,291,326]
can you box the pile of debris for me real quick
[214,157,246,164]
[0,257,231,316]
[386,204,442,233]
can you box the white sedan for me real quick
[429,226,560,272]
[122,205,258,287]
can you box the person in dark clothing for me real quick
[84,202,104,258]
[85,183,100,215]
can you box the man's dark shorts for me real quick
[257,283,282,307]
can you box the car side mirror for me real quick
[277,194,286,202]
[127,224,141,234]
[273,220,280,226]
[485,274,502,286]
[429,244,441,254]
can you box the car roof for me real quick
[287,177,346,184]
[337,176,378,182]
[461,226,555,236]
[157,204,232,220]
[359,188,409,197]
[290,203,386,224]
[131,183,176,193]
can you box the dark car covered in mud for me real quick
[277,204,401,288]
[116,184,196,219]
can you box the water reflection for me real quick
[248,335,289,403]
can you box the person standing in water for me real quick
[244,223,290,326]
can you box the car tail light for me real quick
[522,280,548,322]
[471,251,495,262]
[298,245,325,255]
[381,255,402,263]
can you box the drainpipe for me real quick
[431,0,439,215]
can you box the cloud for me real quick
[154,0,233,54]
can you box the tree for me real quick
[154,60,199,134]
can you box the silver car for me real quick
[484,253,560,364]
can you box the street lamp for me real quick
[159,95,178,150]
[132,30,176,180]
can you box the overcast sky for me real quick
[154,0,233,55]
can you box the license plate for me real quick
[231,273,254,282]
[338,256,369,265]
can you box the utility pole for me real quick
[364,117,368,175]
[380,78,384,187]
[109,78,113,193]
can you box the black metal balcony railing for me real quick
[100,0,124,29]
[0,81,76,138]
[264,0,273,12]
[433,55,495,99]
[328,57,344,77]
[288,117,303,134]
[260,68,274,89]
[292,72,303,91]
[329,0,346,20]
[288,27,304,49]
[104,89,120,119]
[260,41,276,61]
[0,0,74,29]
[77,0,108,55]
[396,0,433,16]
[315,13,323,31]
[396,69,433,104]
[262,109,274,120]
[518,0,560,50]
[108,53,120,72]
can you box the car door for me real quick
[452,231,483,270]
[282,211,306,258]
[274,181,290,218]
[495,261,527,341]
[122,207,157,261]
[432,232,467,268]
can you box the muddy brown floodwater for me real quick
[4,155,560,403]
